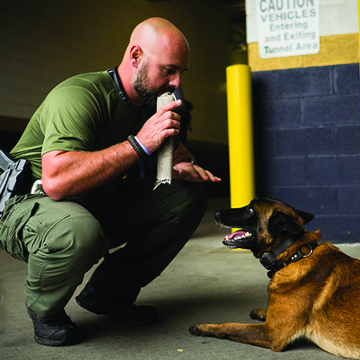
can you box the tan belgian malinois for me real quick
[189,198,360,359]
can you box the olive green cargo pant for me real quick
[0,179,207,320]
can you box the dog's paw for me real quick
[250,308,267,322]
[189,323,207,336]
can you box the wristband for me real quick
[134,136,152,156]
[185,158,197,165]
[127,135,148,160]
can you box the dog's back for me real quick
[272,242,360,358]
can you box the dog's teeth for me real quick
[238,232,251,239]
[224,232,251,242]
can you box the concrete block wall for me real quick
[252,63,360,242]
[246,0,359,243]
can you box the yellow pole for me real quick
[226,64,255,210]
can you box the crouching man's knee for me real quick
[42,215,111,274]
[175,182,208,224]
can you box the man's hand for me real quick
[136,100,182,153]
[172,162,222,183]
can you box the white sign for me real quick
[257,0,320,59]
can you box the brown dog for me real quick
[189,198,360,359]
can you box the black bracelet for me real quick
[185,158,197,165]
[127,135,147,161]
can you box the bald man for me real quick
[1,18,221,346]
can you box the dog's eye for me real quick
[247,207,254,215]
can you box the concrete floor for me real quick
[1,197,359,360]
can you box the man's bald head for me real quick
[127,17,189,59]
[118,18,190,106]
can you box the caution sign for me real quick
[257,0,320,59]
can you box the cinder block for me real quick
[304,95,359,126]
[306,215,360,243]
[338,186,360,214]
[263,156,306,186]
[307,155,360,186]
[275,129,307,156]
[334,63,360,95]
[252,71,279,100]
[307,156,339,185]
[305,127,336,156]
[265,186,337,215]
[275,128,336,157]
[254,98,302,130]
[336,126,360,155]
[254,129,276,158]
[276,67,332,98]
[337,155,360,185]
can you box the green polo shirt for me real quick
[10,71,177,200]
[11,71,156,176]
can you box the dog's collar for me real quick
[266,242,318,278]
[260,234,300,271]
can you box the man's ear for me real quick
[129,44,142,68]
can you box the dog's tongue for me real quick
[223,230,247,241]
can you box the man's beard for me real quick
[132,60,174,107]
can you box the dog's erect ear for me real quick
[296,209,314,224]
[268,211,308,236]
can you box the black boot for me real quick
[27,307,79,346]
[76,282,158,326]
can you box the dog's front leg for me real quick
[189,323,275,350]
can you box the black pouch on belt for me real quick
[0,149,31,218]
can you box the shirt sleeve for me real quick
[40,81,105,155]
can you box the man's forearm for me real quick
[42,141,139,200]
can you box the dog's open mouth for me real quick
[222,230,253,249]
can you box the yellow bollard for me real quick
[226,64,255,212]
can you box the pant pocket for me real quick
[22,206,70,254]
[0,199,39,262]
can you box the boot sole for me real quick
[34,332,79,346]
[75,296,158,326]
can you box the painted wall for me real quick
[0,0,231,146]
[247,0,358,69]
[245,0,359,242]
